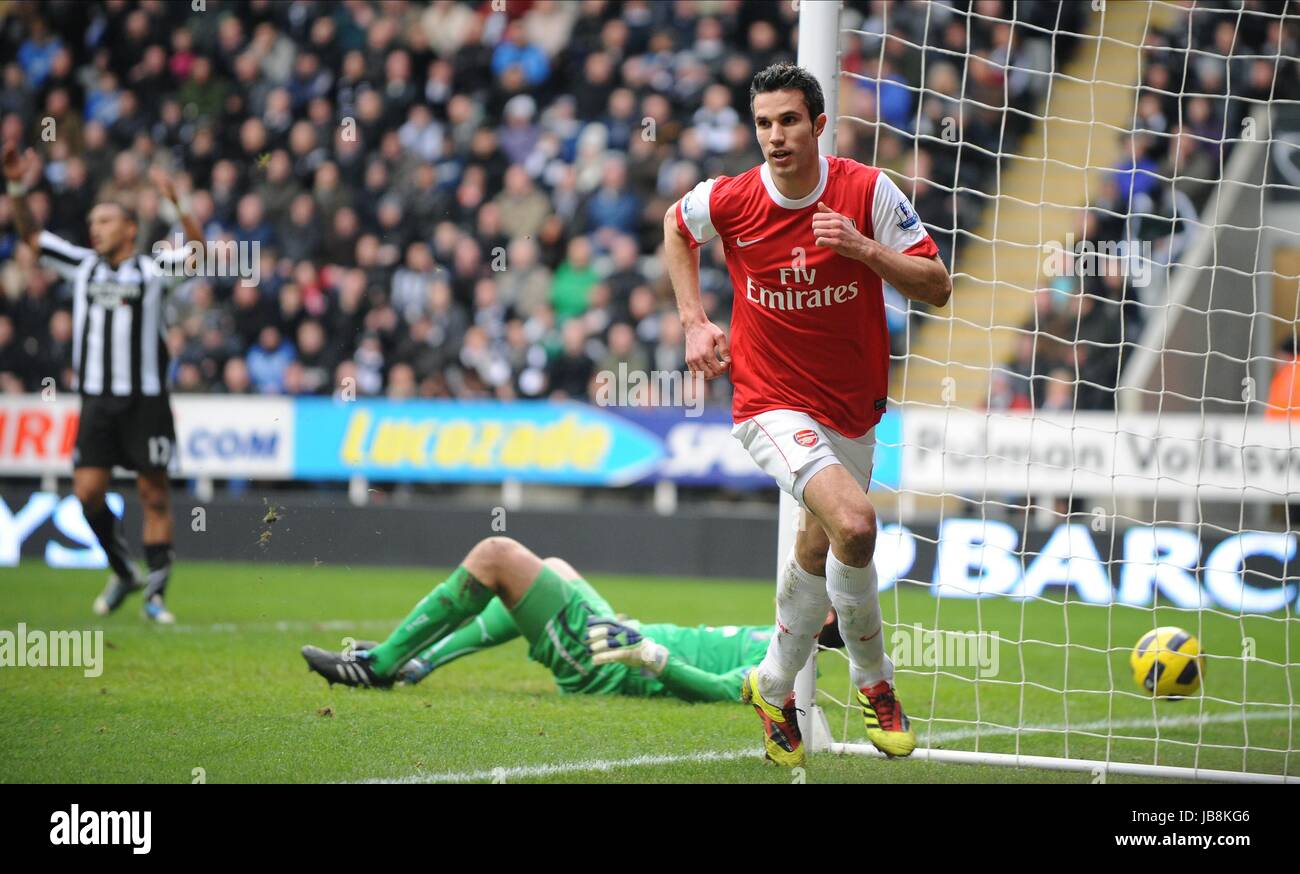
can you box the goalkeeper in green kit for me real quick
[301,536,838,702]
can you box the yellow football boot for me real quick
[857,679,917,758]
[741,669,805,767]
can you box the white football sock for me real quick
[825,547,893,689]
[755,554,830,706]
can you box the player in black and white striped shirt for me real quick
[5,144,202,623]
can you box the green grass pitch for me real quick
[1,561,1296,783]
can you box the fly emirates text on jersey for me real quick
[744,266,860,312]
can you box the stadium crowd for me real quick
[993,0,1297,413]
[5,0,1230,413]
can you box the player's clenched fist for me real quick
[2,143,38,186]
[812,201,872,261]
[684,318,731,380]
[148,165,179,204]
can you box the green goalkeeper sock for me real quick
[366,566,494,676]
[415,598,520,671]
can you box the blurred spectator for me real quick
[693,84,740,154]
[246,326,296,394]
[428,279,469,354]
[391,242,443,323]
[295,320,336,396]
[547,318,595,399]
[599,322,649,378]
[497,237,553,318]
[1040,368,1077,413]
[17,18,62,90]
[222,356,252,394]
[551,236,598,321]
[353,333,386,395]
[492,20,550,89]
[0,315,33,390]
[499,95,540,166]
[280,193,323,262]
[386,362,418,399]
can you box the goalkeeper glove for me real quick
[586,616,669,675]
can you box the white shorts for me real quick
[732,409,876,506]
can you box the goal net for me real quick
[790,0,1300,782]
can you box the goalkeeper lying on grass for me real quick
[301,536,839,702]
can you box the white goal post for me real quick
[790,0,1298,783]
[787,0,842,758]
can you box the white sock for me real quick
[825,547,892,689]
[755,554,830,705]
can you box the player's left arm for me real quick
[811,170,953,307]
[3,144,45,251]
[150,166,204,246]
[656,661,748,703]
[585,617,747,703]
[860,240,950,308]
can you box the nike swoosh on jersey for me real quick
[735,237,765,247]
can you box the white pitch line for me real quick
[918,708,1297,744]
[353,749,764,784]
[369,708,1295,784]
[157,619,399,634]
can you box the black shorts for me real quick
[73,393,177,472]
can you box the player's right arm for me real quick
[3,143,96,280]
[664,181,730,379]
[2,143,43,252]
[150,165,204,245]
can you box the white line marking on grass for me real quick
[354,749,764,784]
[367,709,1296,784]
[159,619,398,634]
[919,709,1297,745]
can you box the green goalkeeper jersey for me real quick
[508,566,773,703]
[617,622,773,702]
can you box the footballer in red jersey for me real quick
[665,63,951,765]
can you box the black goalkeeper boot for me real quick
[301,645,394,688]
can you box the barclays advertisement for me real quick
[3,490,1294,612]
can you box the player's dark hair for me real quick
[750,63,825,122]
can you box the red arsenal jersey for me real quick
[676,154,938,438]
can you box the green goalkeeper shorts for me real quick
[509,565,631,695]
